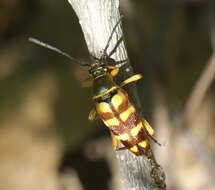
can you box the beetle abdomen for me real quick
[96,88,151,155]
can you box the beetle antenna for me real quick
[29,37,90,67]
[103,16,123,55]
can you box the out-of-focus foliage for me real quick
[0,0,214,189]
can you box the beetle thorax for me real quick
[92,73,118,100]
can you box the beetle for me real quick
[88,63,156,155]
[87,55,159,156]
[29,18,160,156]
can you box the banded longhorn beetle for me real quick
[29,18,161,156]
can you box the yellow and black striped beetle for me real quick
[29,19,160,156]
[88,58,156,156]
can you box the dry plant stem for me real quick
[183,37,215,124]
[67,0,166,189]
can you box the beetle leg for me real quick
[111,133,127,150]
[120,74,142,87]
[142,119,154,136]
[107,66,119,77]
[88,107,97,121]
[142,119,162,146]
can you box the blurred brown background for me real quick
[0,0,215,190]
